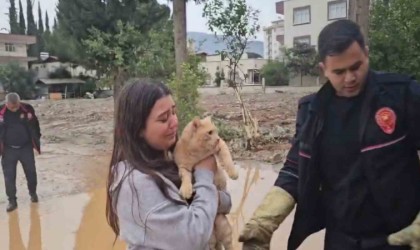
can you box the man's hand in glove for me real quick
[388,212,420,250]
[239,186,295,249]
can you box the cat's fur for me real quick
[174,116,238,250]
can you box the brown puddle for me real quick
[0,193,91,250]
[74,189,125,250]
[0,160,323,250]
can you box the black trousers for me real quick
[1,145,37,201]
[325,230,410,250]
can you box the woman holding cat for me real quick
[106,79,232,250]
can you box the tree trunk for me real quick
[300,72,303,86]
[113,67,128,103]
[173,0,188,78]
[349,0,371,44]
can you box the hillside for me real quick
[188,32,264,56]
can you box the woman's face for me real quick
[143,95,178,151]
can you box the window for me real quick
[328,1,347,20]
[293,6,311,25]
[294,36,311,46]
[5,43,16,52]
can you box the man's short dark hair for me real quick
[318,19,365,62]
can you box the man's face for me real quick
[6,102,20,112]
[320,41,370,97]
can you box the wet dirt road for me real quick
[0,160,324,250]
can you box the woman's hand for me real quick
[195,155,217,174]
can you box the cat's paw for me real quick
[228,167,239,180]
[180,182,193,199]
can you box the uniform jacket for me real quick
[0,102,41,155]
[275,71,420,250]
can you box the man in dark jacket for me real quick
[239,20,420,250]
[0,92,41,212]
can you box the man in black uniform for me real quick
[239,20,420,250]
[0,93,41,212]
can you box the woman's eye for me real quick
[159,116,169,123]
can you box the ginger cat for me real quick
[174,116,238,250]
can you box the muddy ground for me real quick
[0,86,324,250]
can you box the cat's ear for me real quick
[203,115,212,123]
[192,117,201,129]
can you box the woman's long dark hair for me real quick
[106,79,183,238]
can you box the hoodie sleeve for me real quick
[218,189,232,214]
[144,169,218,249]
[117,168,218,250]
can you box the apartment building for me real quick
[277,0,348,48]
[199,52,268,86]
[263,19,285,60]
[0,33,37,69]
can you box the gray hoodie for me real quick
[111,162,232,250]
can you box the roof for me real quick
[31,56,61,65]
[36,78,86,85]
[0,34,36,45]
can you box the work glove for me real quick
[239,186,296,250]
[388,212,420,250]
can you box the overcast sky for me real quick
[0,0,280,40]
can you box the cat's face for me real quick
[190,116,219,152]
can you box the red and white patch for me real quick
[375,107,396,134]
[27,113,32,120]
[20,113,25,119]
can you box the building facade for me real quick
[0,33,37,69]
[199,52,268,86]
[31,57,97,79]
[280,0,349,48]
[263,19,285,61]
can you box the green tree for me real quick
[203,0,260,87]
[51,0,170,66]
[369,0,420,79]
[261,60,289,86]
[26,0,38,57]
[8,0,19,34]
[18,0,25,34]
[56,0,107,44]
[44,28,80,62]
[53,18,57,31]
[37,2,45,53]
[168,62,206,131]
[134,22,176,80]
[285,43,319,86]
[45,11,50,33]
[0,63,36,99]
[203,0,260,149]
[83,20,175,99]
[37,2,44,33]
[48,67,71,79]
